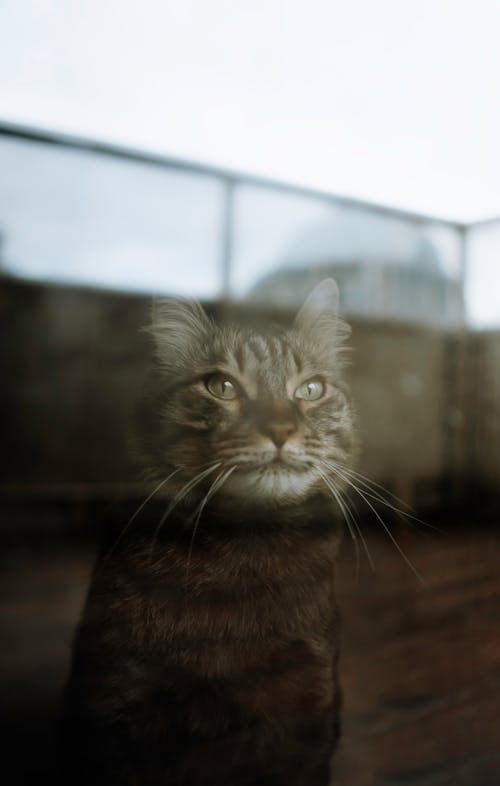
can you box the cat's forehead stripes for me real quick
[226,331,303,398]
[246,335,267,364]
[234,331,300,368]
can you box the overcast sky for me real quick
[1,0,500,223]
[1,0,499,324]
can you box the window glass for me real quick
[465,221,500,328]
[231,185,463,325]
[0,137,225,298]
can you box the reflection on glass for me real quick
[0,137,224,298]
[466,221,500,328]
[231,186,464,325]
[0,133,473,327]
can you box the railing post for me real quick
[221,178,235,299]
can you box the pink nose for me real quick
[262,423,296,448]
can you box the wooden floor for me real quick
[1,510,500,785]
[334,521,500,786]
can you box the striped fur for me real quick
[62,281,355,785]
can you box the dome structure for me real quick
[248,211,462,324]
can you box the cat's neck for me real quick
[102,492,342,573]
[100,497,342,600]
[143,491,338,540]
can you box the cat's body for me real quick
[61,280,356,785]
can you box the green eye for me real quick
[206,375,238,400]
[295,379,325,401]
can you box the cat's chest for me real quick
[130,566,336,685]
[104,545,331,618]
[232,635,337,716]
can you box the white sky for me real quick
[1,0,500,223]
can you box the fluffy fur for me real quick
[61,279,356,786]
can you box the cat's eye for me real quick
[206,374,238,400]
[294,379,325,401]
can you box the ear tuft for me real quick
[145,297,212,373]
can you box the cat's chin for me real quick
[222,463,318,504]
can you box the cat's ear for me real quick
[295,278,339,332]
[145,296,212,372]
[294,278,351,355]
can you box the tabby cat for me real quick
[61,279,356,785]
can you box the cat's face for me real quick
[144,280,355,507]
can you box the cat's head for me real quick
[140,279,356,510]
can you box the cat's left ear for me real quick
[294,278,341,332]
[294,279,351,360]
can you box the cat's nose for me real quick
[262,422,296,448]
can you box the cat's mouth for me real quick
[271,453,310,469]
[219,455,317,502]
[235,451,312,472]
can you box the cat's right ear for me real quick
[144,297,212,373]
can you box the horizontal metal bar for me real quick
[0,119,465,230]
[464,215,500,230]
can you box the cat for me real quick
[60,278,356,786]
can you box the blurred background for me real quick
[1,1,500,784]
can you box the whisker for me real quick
[337,485,376,572]
[337,488,362,583]
[322,460,425,585]
[100,468,181,566]
[149,463,222,558]
[334,464,415,517]
[339,464,414,509]
[319,463,375,573]
[184,465,237,587]
[316,465,360,577]
[325,459,439,532]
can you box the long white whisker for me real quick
[328,460,439,532]
[324,460,438,532]
[184,465,237,587]
[318,463,375,572]
[339,464,414,509]
[149,463,222,557]
[323,461,425,585]
[100,468,181,566]
[316,466,360,576]
[337,487,362,583]
[337,484,376,572]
